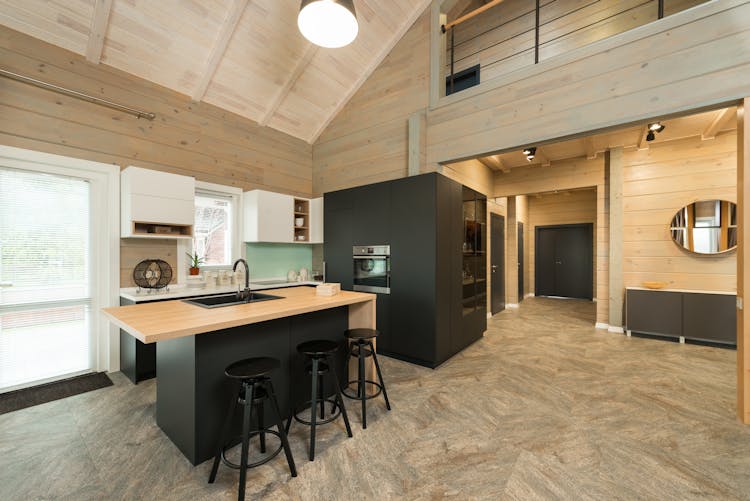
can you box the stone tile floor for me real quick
[2,297,749,500]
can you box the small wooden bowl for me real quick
[642,281,668,289]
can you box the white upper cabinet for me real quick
[121,166,195,239]
[309,197,323,244]
[243,189,323,244]
[243,190,294,243]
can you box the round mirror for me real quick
[670,200,737,255]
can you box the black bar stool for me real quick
[208,357,296,501]
[343,328,391,429]
[288,339,352,461]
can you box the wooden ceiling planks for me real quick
[0,0,430,143]
[477,108,738,171]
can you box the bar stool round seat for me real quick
[225,357,279,380]
[208,357,296,501]
[288,339,352,461]
[343,328,391,429]
[344,328,379,340]
[298,339,339,356]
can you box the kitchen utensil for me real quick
[299,267,309,281]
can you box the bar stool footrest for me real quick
[342,380,384,400]
[292,398,342,426]
[220,430,283,470]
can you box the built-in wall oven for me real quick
[353,245,390,294]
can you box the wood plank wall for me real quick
[492,156,608,322]
[447,0,707,82]
[312,10,431,195]
[622,132,737,291]
[427,0,750,165]
[0,27,313,287]
[527,189,598,296]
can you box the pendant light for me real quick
[298,0,359,48]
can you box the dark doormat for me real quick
[0,372,113,415]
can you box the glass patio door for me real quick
[0,167,93,392]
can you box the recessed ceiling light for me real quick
[298,0,359,48]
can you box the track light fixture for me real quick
[645,122,665,142]
[523,147,536,161]
[648,122,665,132]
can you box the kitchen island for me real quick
[103,286,376,465]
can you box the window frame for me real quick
[188,181,243,272]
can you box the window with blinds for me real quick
[194,191,233,267]
[0,167,92,391]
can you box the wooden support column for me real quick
[506,196,519,306]
[738,99,750,424]
[607,147,624,331]
[408,111,426,176]
[595,181,609,328]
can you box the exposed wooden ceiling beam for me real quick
[583,137,598,160]
[85,0,114,64]
[702,107,735,140]
[307,0,433,144]
[534,148,551,167]
[443,0,506,31]
[636,124,650,150]
[260,44,318,127]
[479,155,510,173]
[191,0,249,102]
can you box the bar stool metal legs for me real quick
[208,357,297,501]
[289,340,353,461]
[343,335,391,430]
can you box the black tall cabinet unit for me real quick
[324,172,486,368]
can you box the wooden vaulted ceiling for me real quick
[0,0,430,143]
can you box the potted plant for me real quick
[186,252,204,276]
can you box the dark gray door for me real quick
[535,224,593,300]
[490,213,505,314]
[517,222,524,302]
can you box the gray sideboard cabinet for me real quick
[625,287,736,346]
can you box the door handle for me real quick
[491,265,498,272]
[555,261,562,265]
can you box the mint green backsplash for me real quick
[245,243,312,279]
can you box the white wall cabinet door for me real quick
[121,166,195,238]
[243,190,294,242]
[309,197,324,244]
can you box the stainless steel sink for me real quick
[183,291,282,308]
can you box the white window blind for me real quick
[194,191,233,267]
[0,167,92,391]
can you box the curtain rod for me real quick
[0,68,156,120]
[442,0,507,32]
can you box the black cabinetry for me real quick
[625,288,736,346]
[119,296,156,384]
[324,172,487,367]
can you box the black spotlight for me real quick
[648,122,665,133]
[524,147,536,161]
[646,130,656,142]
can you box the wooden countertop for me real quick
[103,286,376,344]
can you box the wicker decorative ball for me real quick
[133,259,173,289]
